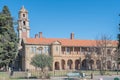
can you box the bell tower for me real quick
[18,6,30,44]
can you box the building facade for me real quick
[18,6,119,71]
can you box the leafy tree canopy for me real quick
[31,54,53,71]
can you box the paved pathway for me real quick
[93,75,120,80]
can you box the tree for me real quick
[31,54,53,78]
[96,35,114,75]
[118,28,120,49]
[0,5,18,71]
[116,23,120,74]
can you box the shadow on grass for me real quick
[64,78,80,80]
[10,76,38,79]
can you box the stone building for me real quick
[17,6,119,71]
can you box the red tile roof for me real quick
[23,38,117,47]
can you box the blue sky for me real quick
[0,0,120,40]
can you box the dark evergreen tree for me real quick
[2,6,11,16]
[118,27,120,49]
[0,5,18,71]
[117,23,120,69]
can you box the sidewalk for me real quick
[92,75,120,80]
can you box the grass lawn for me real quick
[0,72,25,80]
[30,70,120,77]
[0,70,119,80]
[0,72,9,80]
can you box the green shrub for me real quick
[114,77,119,80]
[100,70,106,75]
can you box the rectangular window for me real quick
[48,46,50,53]
[31,47,34,53]
[81,47,85,52]
[43,46,47,54]
[66,47,70,53]
[31,46,36,53]
[40,46,50,54]
[42,46,49,54]
[38,49,42,54]
[34,47,36,53]
[107,49,111,55]
[56,46,58,51]
[96,48,101,54]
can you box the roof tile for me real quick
[24,38,117,47]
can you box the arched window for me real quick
[23,21,26,26]
[23,14,25,17]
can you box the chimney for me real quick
[35,34,39,38]
[39,32,42,38]
[70,32,74,39]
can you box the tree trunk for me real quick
[4,64,8,71]
[41,68,45,79]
